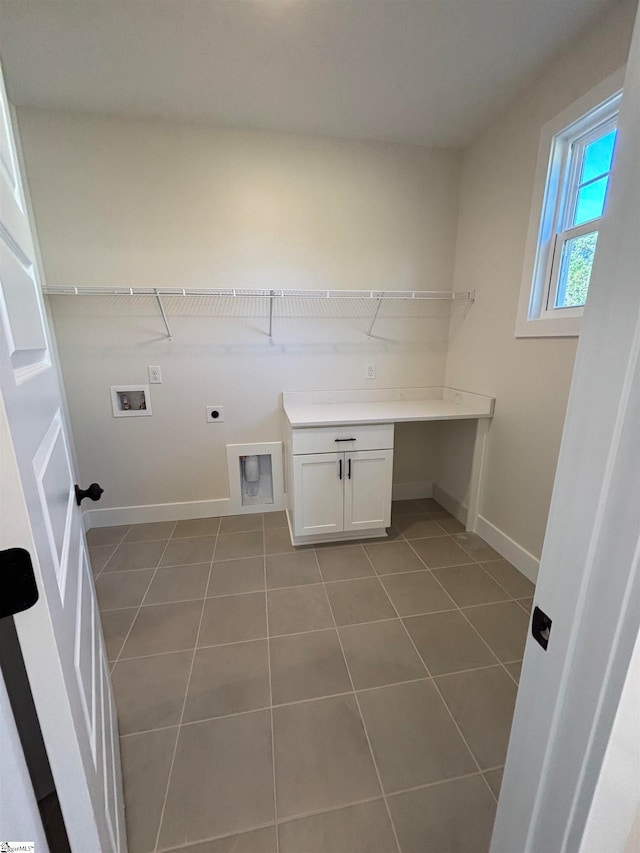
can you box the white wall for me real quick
[443,0,635,566]
[17,110,461,516]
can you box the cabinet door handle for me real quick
[338,459,343,480]
[348,458,352,479]
[335,438,356,442]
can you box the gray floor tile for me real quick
[415,498,445,513]
[453,532,501,562]
[172,517,221,538]
[505,661,522,683]
[480,559,535,598]
[391,500,426,516]
[208,557,265,597]
[463,601,529,662]
[163,826,277,853]
[357,680,476,792]
[517,597,534,615]
[268,586,333,636]
[112,650,192,734]
[380,570,456,616]
[315,545,376,582]
[215,531,264,561]
[219,513,264,534]
[103,540,167,573]
[363,541,426,575]
[435,515,466,534]
[121,600,203,658]
[435,666,518,769]
[388,774,497,853]
[403,611,496,675]
[273,695,380,819]
[143,563,210,605]
[199,593,267,646]
[89,544,117,575]
[95,569,154,611]
[159,711,274,848]
[86,525,130,547]
[484,767,504,798]
[160,536,216,567]
[270,629,351,705]
[325,578,396,626]
[263,510,288,529]
[339,620,427,689]
[409,536,473,569]
[393,515,446,539]
[124,521,176,543]
[264,527,295,555]
[183,640,270,722]
[120,727,178,853]
[100,608,137,660]
[279,800,396,853]
[266,551,322,589]
[432,564,510,607]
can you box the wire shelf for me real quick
[42,285,475,340]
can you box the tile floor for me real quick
[89,499,535,853]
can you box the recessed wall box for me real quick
[111,385,152,417]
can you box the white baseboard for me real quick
[432,483,468,525]
[475,514,540,583]
[84,495,287,530]
[392,481,433,501]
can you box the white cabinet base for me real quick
[285,510,388,547]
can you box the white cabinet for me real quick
[288,424,394,545]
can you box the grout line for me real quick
[400,537,518,799]
[312,549,403,853]
[263,530,280,853]
[118,660,517,740]
[152,532,216,853]
[361,544,500,804]
[111,523,178,668]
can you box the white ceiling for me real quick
[0,0,617,148]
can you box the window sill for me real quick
[515,314,581,338]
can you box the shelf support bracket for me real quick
[154,289,173,340]
[268,290,275,339]
[366,297,383,338]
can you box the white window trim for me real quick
[515,68,625,338]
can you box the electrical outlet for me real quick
[148,365,162,384]
[206,406,224,423]
[366,363,376,380]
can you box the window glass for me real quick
[580,129,616,183]
[555,231,598,308]
[573,176,609,225]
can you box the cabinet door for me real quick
[344,449,393,532]
[292,452,344,537]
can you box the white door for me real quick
[491,8,640,851]
[343,449,393,532]
[293,452,344,537]
[0,63,125,852]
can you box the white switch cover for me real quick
[366,363,376,380]
[148,365,162,384]
[206,406,224,423]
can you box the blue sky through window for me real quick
[572,128,616,226]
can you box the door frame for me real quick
[491,5,640,851]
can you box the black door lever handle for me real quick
[75,483,104,506]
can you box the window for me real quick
[516,70,624,337]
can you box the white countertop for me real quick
[283,387,495,428]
